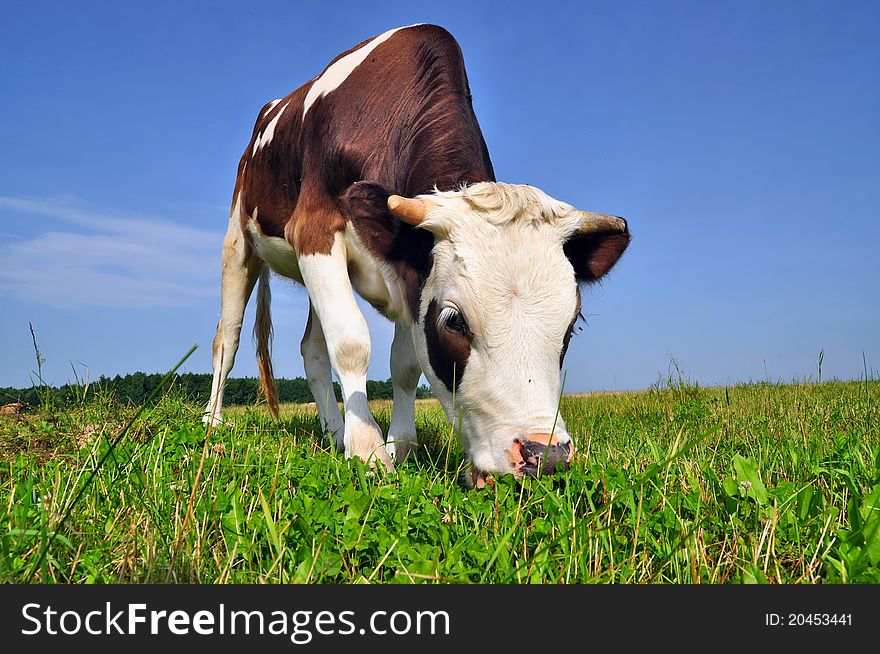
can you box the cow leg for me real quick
[300,301,345,449]
[204,210,261,425]
[298,232,394,471]
[385,320,421,462]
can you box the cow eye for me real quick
[438,306,469,336]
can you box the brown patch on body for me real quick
[232,24,494,267]
[288,197,347,256]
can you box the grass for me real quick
[1,376,878,583]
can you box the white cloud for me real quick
[0,195,400,380]
[0,196,224,309]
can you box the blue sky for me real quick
[1,0,877,392]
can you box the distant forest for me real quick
[0,372,432,408]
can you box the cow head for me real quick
[344,182,629,485]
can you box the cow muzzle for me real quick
[467,432,575,488]
[508,432,574,478]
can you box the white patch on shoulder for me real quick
[252,101,290,156]
[302,24,422,119]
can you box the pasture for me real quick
[1,377,877,583]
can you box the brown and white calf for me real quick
[205,24,630,483]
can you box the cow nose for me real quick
[508,432,574,477]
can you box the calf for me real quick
[205,24,630,483]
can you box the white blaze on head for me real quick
[301,24,422,119]
[408,183,589,476]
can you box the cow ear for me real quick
[563,218,631,283]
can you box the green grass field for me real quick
[1,377,878,583]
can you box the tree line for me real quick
[0,372,432,408]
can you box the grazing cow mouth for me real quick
[469,432,574,488]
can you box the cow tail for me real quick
[254,266,279,417]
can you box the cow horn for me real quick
[387,195,435,226]
[574,211,628,235]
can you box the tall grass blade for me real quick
[24,344,198,582]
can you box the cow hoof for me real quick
[202,413,224,427]
[373,447,396,473]
[346,426,396,473]
[385,436,417,463]
[324,428,345,452]
[347,445,396,473]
